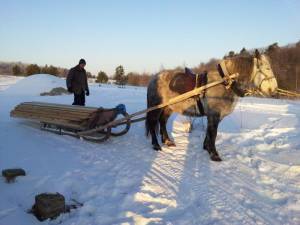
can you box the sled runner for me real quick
[10,102,131,142]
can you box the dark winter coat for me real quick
[66,65,89,94]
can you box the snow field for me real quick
[0,74,300,225]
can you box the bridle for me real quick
[250,57,277,90]
[218,57,277,97]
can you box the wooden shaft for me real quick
[78,73,239,136]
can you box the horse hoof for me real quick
[203,144,209,151]
[153,144,162,151]
[210,154,222,161]
[165,140,176,147]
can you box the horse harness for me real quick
[191,60,242,115]
[193,71,208,115]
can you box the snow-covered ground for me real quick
[0,74,300,225]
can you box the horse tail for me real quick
[145,110,160,137]
[145,75,161,137]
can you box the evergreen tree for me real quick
[41,64,49,74]
[267,42,279,54]
[47,65,58,76]
[240,47,249,56]
[26,64,41,76]
[96,71,109,83]
[41,65,58,76]
[12,65,22,76]
[114,65,126,85]
[228,51,235,57]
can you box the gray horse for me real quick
[146,50,278,161]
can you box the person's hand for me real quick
[67,87,73,93]
[85,89,90,96]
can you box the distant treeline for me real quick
[0,62,93,78]
[1,41,300,90]
[96,65,152,86]
[111,41,300,89]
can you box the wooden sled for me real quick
[10,102,131,142]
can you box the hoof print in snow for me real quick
[31,193,66,221]
[2,168,26,183]
[30,193,83,221]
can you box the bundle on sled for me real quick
[10,102,131,142]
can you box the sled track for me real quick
[121,117,292,225]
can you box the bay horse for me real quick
[146,50,278,161]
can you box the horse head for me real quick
[223,50,278,96]
[250,50,278,96]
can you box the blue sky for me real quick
[1,0,299,75]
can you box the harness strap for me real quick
[217,61,234,89]
[194,72,207,115]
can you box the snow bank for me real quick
[0,75,24,91]
[3,74,65,96]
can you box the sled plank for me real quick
[12,108,90,119]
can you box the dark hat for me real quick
[79,58,86,65]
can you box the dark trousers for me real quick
[72,91,85,106]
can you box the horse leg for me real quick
[146,109,162,151]
[159,109,176,147]
[203,114,222,161]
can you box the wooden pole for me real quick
[78,73,239,136]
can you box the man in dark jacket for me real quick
[66,59,90,106]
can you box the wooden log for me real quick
[11,112,85,123]
[11,108,89,118]
[11,113,84,130]
[21,102,108,112]
[16,104,94,113]
[10,102,97,124]
[12,108,90,120]
[10,101,124,133]
[11,111,85,124]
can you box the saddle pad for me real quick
[169,70,208,94]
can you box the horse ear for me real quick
[185,67,195,76]
[254,49,261,59]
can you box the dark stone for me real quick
[40,87,70,96]
[32,193,66,221]
[2,168,26,183]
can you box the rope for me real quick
[245,88,300,98]
[277,88,300,98]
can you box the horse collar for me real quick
[217,60,230,78]
[217,60,235,90]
